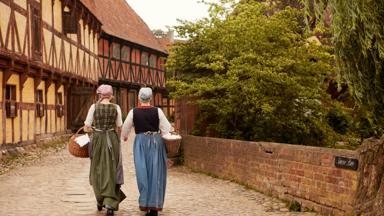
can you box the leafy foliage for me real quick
[167,1,339,146]
[305,0,384,135]
[326,104,351,134]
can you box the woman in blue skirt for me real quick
[121,87,171,216]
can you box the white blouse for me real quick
[84,103,123,127]
[121,107,171,140]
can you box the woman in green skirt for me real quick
[84,84,126,216]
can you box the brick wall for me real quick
[183,135,359,215]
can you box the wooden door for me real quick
[67,86,95,131]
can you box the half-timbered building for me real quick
[0,0,101,145]
[81,0,170,117]
[0,0,172,148]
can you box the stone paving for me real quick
[0,133,319,216]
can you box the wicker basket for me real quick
[68,127,89,158]
[163,133,182,157]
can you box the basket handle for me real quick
[74,126,84,135]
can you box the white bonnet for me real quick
[138,87,152,102]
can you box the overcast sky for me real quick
[126,0,214,31]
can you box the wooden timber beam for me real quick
[19,73,28,88]
[34,76,42,90]
[3,68,13,83]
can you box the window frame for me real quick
[5,85,17,118]
[36,89,45,117]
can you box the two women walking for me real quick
[84,85,171,216]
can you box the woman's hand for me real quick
[84,125,93,133]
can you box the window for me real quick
[112,43,120,59]
[36,90,44,117]
[121,46,130,61]
[5,85,17,118]
[56,92,64,117]
[31,6,42,58]
[141,53,149,66]
[6,85,16,101]
[62,6,78,34]
[149,55,157,68]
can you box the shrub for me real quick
[326,105,352,134]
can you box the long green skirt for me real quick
[89,130,126,210]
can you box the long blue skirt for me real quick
[133,133,167,211]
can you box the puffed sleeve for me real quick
[115,104,123,127]
[158,108,172,135]
[84,104,96,127]
[121,109,134,140]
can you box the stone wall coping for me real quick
[184,135,358,157]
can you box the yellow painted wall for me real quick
[21,78,34,141]
[68,33,77,44]
[89,30,93,53]
[0,3,11,50]
[91,57,95,80]
[54,35,61,69]
[64,40,70,71]
[47,83,55,133]
[0,71,3,144]
[28,110,34,140]
[14,0,27,9]
[15,12,27,55]
[22,78,34,103]
[84,24,89,50]
[36,81,46,135]
[79,19,84,46]
[42,0,52,26]
[79,49,84,77]
[95,33,99,56]
[43,28,52,64]
[21,110,28,141]
[53,0,62,32]
[72,44,77,74]
[0,70,3,103]
[5,74,20,144]
[93,32,99,81]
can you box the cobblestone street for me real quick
[0,134,319,216]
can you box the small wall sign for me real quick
[335,156,359,171]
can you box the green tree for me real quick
[152,29,167,38]
[167,1,337,146]
[305,0,384,135]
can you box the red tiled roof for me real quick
[80,0,166,53]
[157,37,188,50]
[157,38,172,49]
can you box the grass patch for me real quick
[288,200,302,212]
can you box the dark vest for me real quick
[133,107,159,134]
